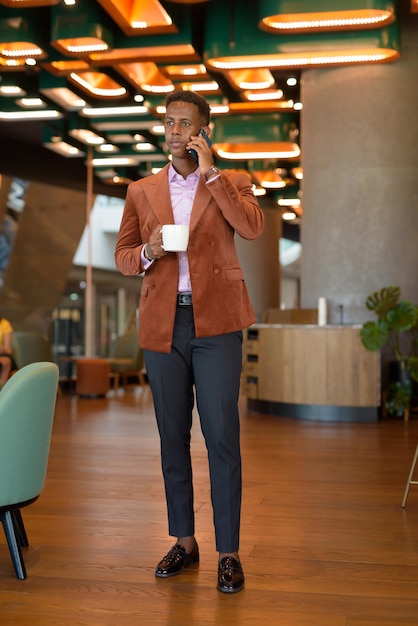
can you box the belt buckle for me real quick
[178,293,192,306]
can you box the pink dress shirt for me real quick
[141,164,200,293]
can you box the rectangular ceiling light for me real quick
[68,128,106,145]
[0,1,60,5]
[81,104,149,117]
[0,108,62,120]
[0,84,26,96]
[258,2,395,33]
[91,120,157,132]
[164,63,207,78]
[97,0,177,36]
[116,61,174,94]
[39,86,86,110]
[44,140,84,157]
[90,44,199,65]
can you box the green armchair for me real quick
[109,331,146,389]
[0,361,59,579]
[11,331,54,369]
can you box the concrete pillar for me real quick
[300,3,418,325]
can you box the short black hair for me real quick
[165,90,211,125]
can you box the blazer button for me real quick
[213,268,220,274]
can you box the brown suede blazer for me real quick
[115,164,265,353]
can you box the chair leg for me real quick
[109,372,119,390]
[12,509,29,547]
[138,369,146,386]
[402,442,418,508]
[0,510,27,579]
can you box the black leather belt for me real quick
[177,293,193,306]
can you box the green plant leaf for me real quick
[386,300,418,331]
[365,286,400,317]
[359,320,389,351]
[408,356,418,382]
[386,380,412,417]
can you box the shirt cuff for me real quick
[141,245,154,270]
[205,173,221,184]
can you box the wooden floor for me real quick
[1,387,418,626]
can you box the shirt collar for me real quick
[169,163,200,182]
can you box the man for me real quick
[115,90,264,593]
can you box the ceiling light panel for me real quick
[97,0,177,36]
[0,1,60,5]
[204,1,400,71]
[211,112,300,160]
[81,104,149,117]
[0,108,62,120]
[0,12,47,59]
[0,84,26,96]
[0,0,403,194]
[96,143,119,153]
[41,59,91,76]
[116,61,174,94]
[51,1,114,56]
[258,1,395,33]
[69,71,127,98]
[16,96,45,107]
[163,63,207,78]
[44,140,84,156]
[68,128,106,145]
[178,80,220,93]
[242,89,284,101]
[224,69,275,90]
[40,86,86,110]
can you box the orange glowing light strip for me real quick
[260,9,394,33]
[207,48,399,71]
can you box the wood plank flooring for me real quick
[1,387,418,625]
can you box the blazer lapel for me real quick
[142,164,213,230]
[142,165,175,225]
[189,179,213,230]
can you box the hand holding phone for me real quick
[189,128,212,163]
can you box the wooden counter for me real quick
[242,324,380,422]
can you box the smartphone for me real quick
[189,128,212,163]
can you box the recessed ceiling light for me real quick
[133,142,155,151]
[44,140,84,157]
[69,72,126,98]
[0,109,62,121]
[0,85,26,96]
[282,211,297,221]
[81,105,149,117]
[69,128,106,145]
[16,97,46,108]
[277,198,301,207]
[97,144,119,153]
[259,9,395,33]
[91,156,140,167]
[40,87,86,111]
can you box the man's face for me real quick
[164,100,203,160]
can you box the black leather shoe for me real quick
[217,556,245,593]
[155,542,199,578]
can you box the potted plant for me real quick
[360,286,418,418]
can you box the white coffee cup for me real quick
[162,224,189,252]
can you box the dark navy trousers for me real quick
[144,304,243,553]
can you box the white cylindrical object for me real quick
[318,297,327,326]
[162,224,189,251]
